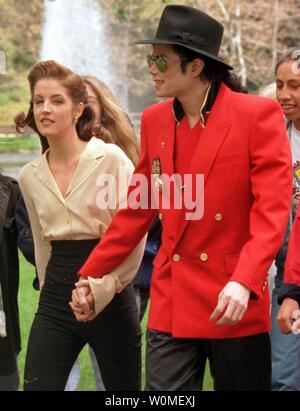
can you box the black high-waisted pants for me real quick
[24,239,141,391]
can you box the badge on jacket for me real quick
[152,157,163,192]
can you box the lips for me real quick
[40,118,55,125]
[153,80,164,87]
[281,104,296,110]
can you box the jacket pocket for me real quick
[214,154,246,166]
[224,254,240,275]
[153,249,168,269]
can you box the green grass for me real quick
[0,135,40,152]
[18,253,213,391]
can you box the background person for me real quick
[270,49,300,391]
[0,175,36,390]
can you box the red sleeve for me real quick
[79,112,157,278]
[284,209,300,286]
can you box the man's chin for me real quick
[155,91,170,98]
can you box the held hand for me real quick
[75,277,91,314]
[277,298,300,334]
[69,288,96,322]
[69,279,96,322]
[209,281,251,326]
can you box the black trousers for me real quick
[24,240,141,391]
[146,329,271,391]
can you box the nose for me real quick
[41,101,51,114]
[277,86,291,101]
[149,61,159,76]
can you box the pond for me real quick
[0,149,40,179]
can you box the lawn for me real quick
[18,253,213,391]
[0,135,39,152]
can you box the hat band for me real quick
[168,30,211,53]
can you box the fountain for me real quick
[40,0,114,92]
[0,0,131,178]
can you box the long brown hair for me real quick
[15,60,95,153]
[83,76,140,166]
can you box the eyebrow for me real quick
[34,94,66,98]
[276,79,300,84]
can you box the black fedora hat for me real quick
[136,5,232,70]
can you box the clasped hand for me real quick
[69,278,96,322]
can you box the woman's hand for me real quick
[69,278,96,322]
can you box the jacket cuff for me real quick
[278,283,300,305]
[88,274,117,316]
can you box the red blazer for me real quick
[80,84,292,338]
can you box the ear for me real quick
[73,102,84,119]
[190,58,205,77]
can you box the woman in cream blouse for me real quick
[15,60,145,391]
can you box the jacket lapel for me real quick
[159,104,176,177]
[172,84,233,249]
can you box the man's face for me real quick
[276,60,300,127]
[148,44,194,99]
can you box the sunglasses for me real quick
[146,54,167,73]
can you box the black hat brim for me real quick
[135,38,233,71]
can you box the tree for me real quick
[98,0,300,110]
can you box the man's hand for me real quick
[209,281,251,326]
[69,278,96,322]
[277,298,300,334]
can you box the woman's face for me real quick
[33,78,83,139]
[276,60,300,127]
[86,83,101,124]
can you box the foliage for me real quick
[2,0,300,118]
[0,0,43,127]
[98,0,300,109]
[0,0,44,73]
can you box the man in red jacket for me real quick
[72,5,292,390]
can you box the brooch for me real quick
[152,157,163,192]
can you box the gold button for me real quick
[158,212,163,221]
[215,213,223,221]
[200,253,208,262]
[172,254,181,262]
